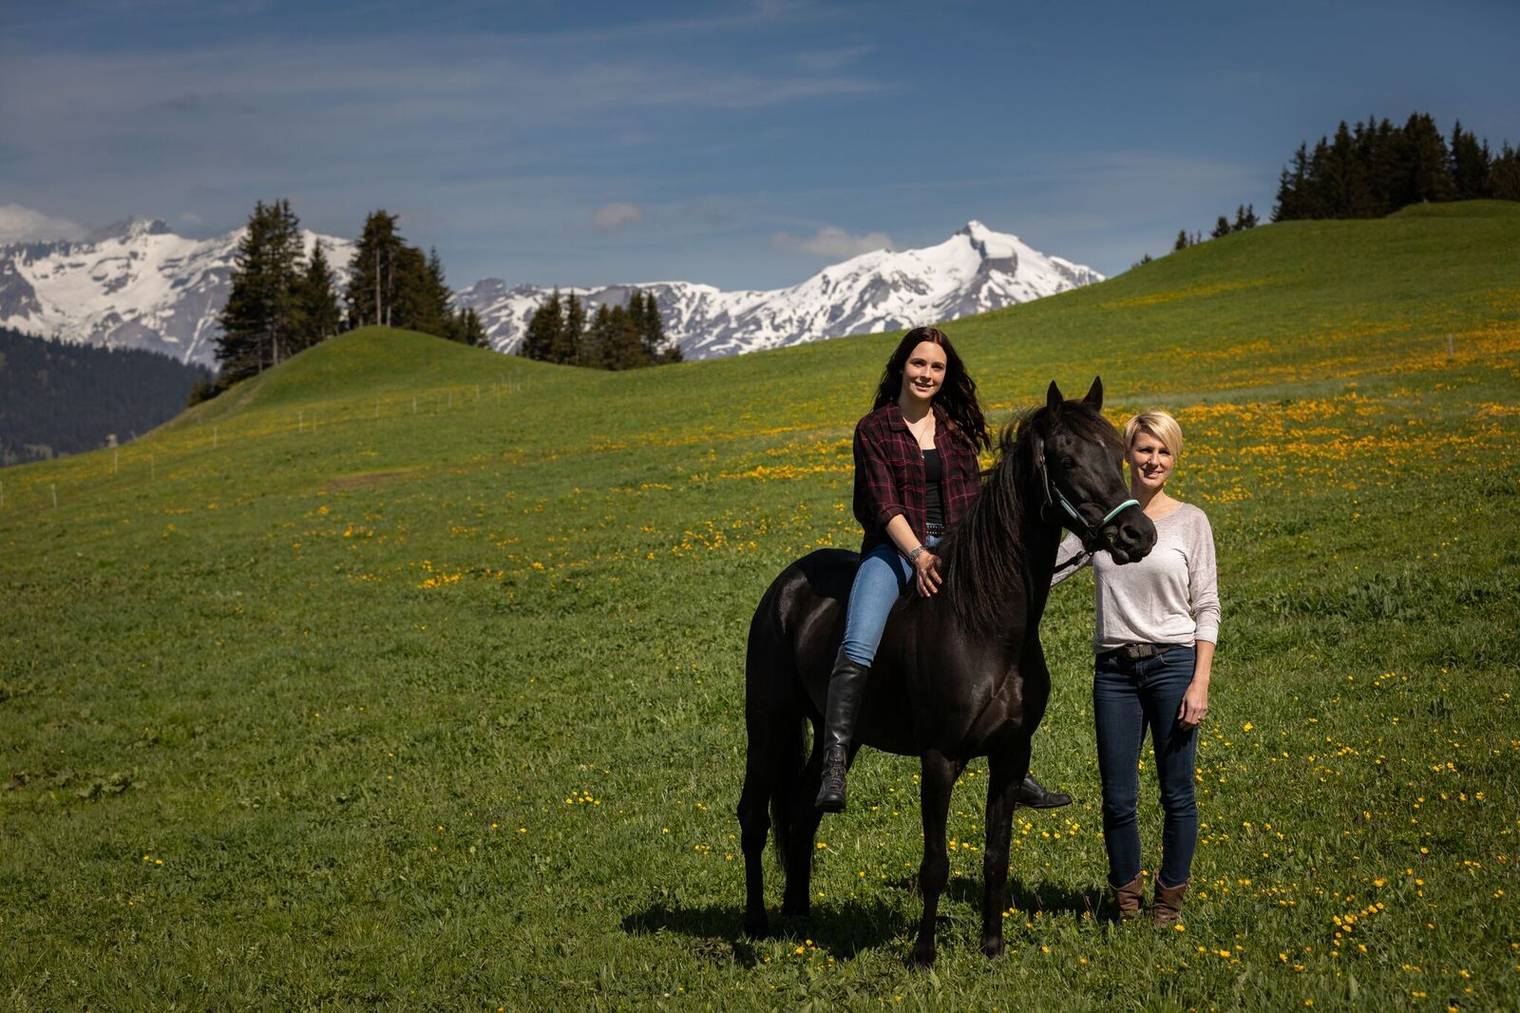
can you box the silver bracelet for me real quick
[907,545,926,562]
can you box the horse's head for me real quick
[1031,377,1156,564]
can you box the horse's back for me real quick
[746,549,858,711]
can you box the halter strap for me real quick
[1036,439,1139,544]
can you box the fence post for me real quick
[51,484,58,508]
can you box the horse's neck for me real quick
[1016,506,1063,633]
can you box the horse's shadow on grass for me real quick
[943,875,1105,919]
[623,897,906,966]
[623,877,1104,967]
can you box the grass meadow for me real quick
[2,202,1519,1009]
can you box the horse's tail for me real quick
[741,572,810,882]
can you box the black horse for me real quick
[738,378,1157,965]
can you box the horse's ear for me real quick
[1046,380,1063,414]
[1084,376,1103,410]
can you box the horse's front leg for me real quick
[911,750,961,967]
[980,739,1031,957]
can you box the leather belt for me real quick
[1102,642,1183,662]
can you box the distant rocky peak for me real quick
[86,217,172,243]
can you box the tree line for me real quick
[206,202,486,400]
[1171,204,1260,252]
[0,325,210,466]
[1135,112,1520,267]
[1273,113,1520,220]
[519,290,682,370]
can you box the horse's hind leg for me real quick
[911,750,961,968]
[738,730,774,937]
[779,728,825,918]
[979,739,1031,958]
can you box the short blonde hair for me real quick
[1124,410,1183,461]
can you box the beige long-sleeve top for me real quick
[1053,502,1220,652]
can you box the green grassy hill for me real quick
[2,202,1518,1008]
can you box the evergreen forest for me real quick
[207,203,486,401]
[1272,113,1520,220]
[0,326,210,467]
[519,289,681,369]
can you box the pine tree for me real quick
[457,308,488,347]
[216,199,306,383]
[295,241,343,348]
[1273,143,1312,221]
[626,288,647,340]
[1449,120,1492,200]
[551,293,583,364]
[602,304,645,370]
[1491,143,1520,200]
[1210,216,1231,239]
[582,304,610,368]
[1403,113,1456,205]
[639,291,668,361]
[1173,230,1190,252]
[521,291,563,361]
[404,247,453,338]
[346,211,405,328]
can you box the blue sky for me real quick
[3,0,1518,288]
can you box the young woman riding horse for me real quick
[741,376,1156,965]
[815,326,1070,813]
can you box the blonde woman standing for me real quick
[1053,410,1219,925]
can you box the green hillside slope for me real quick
[2,203,1517,1008]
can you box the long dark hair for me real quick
[871,326,990,451]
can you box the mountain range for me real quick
[0,219,1102,366]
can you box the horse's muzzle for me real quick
[1104,509,1157,564]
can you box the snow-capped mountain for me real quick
[0,218,354,365]
[458,221,1103,359]
[0,218,1098,366]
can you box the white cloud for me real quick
[0,203,88,243]
[772,225,892,258]
[592,202,644,232]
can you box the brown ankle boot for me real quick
[1152,879,1189,926]
[1111,874,1144,921]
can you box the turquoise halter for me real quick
[1036,436,1139,542]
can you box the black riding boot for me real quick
[1015,772,1073,809]
[814,651,869,812]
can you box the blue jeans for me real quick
[840,535,939,666]
[1093,645,1199,889]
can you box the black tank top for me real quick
[922,448,943,531]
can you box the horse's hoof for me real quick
[743,911,770,938]
[980,936,1005,958]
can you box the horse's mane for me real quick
[936,398,1121,638]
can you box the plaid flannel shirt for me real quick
[852,402,982,554]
